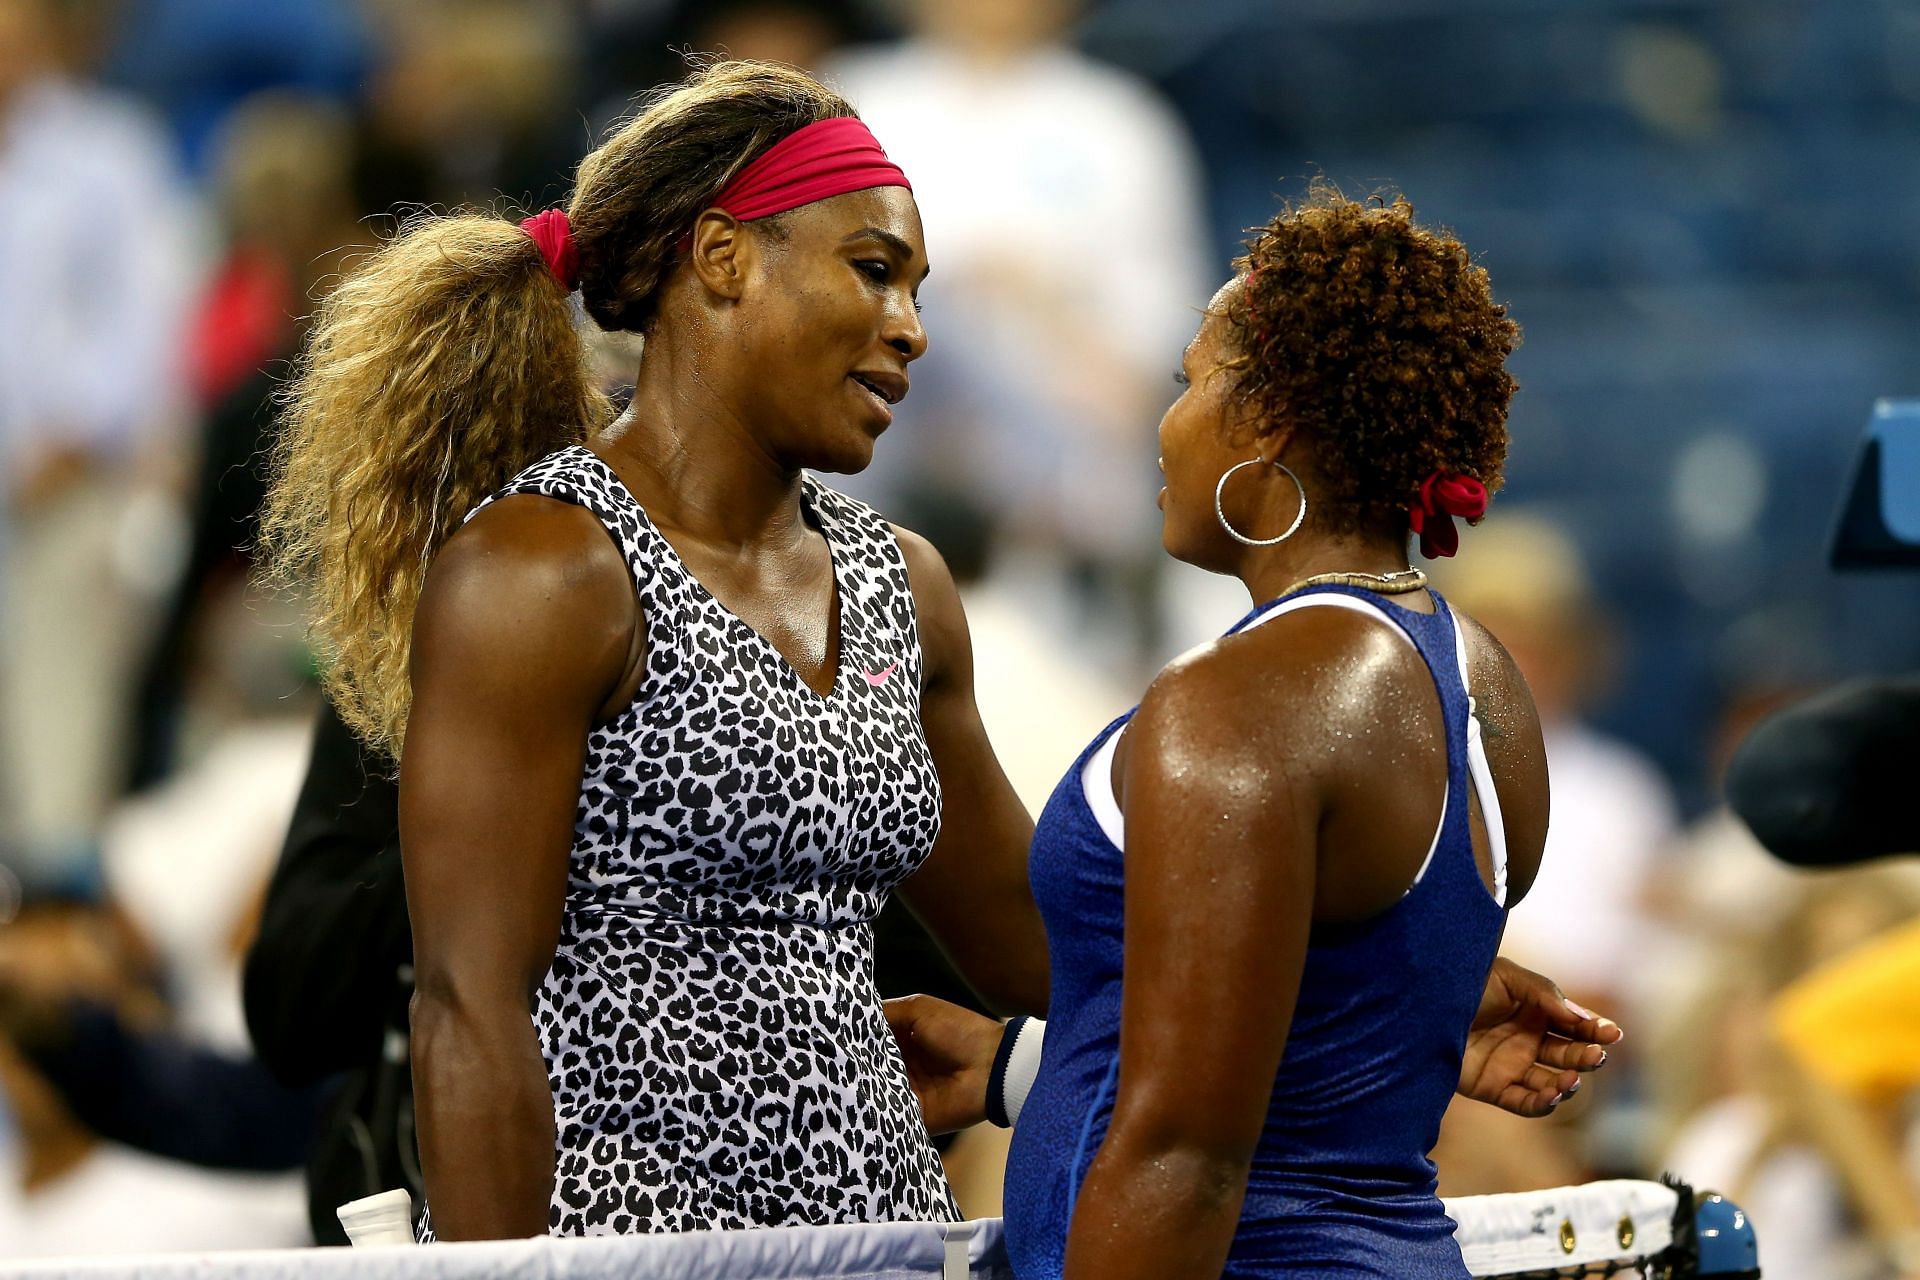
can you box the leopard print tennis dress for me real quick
[423,443,955,1237]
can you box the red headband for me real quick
[710,116,910,223]
[1410,472,1489,559]
[524,120,907,288]
[519,209,579,292]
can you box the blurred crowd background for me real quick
[1,0,1918,1275]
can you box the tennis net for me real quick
[0,1177,1752,1279]
[1454,1177,1756,1279]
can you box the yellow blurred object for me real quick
[1771,915,1920,1099]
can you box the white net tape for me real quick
[0,1219,1008,1280]
[1452,1180,1683,1278]
[0,1180,1700,1280]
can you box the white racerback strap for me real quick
[1449,610,1510,906]
[1083,593,1507,905]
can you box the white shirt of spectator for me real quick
[1501,720,1678,998]
[0,76,200,475]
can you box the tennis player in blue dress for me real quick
[889,189,1620,1278]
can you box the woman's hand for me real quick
[1459,956,1623,1117]
[884,994,1006,1134]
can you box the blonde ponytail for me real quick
[260,216,609,755]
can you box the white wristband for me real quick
[986,1016,1046,1128]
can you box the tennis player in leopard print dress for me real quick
[454,446,955,1234]
[261,62,1048,1239]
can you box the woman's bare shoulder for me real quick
[414,494,636,693]
[1133,604,1424,781]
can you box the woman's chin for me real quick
[804,430,880,476]
[1160,519,1201,567]
[1161,517,1235,574]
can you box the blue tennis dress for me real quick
[1003,586,1510,1278]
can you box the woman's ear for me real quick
[1256,425,1296,468]
[686,209,747,301]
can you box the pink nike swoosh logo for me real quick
[863,661,900,687]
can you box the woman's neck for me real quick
[598,336,808,547]
[1235,528,1416,605]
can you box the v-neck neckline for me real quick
[576,446,849,702]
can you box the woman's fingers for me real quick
[1534,1034,1609,1072]
[884,993,927,1035]
[1541,995,1625,1045]
[1500,1063,1582,1117]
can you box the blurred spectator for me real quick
[244,698,416,1244]
[105,711,316,1050]
[0,900,309,1255]
[581,0,889,127]
[352,0,584,216]
[102,0,369,172]
[128,92,367,787]
[0,0,205,887]
[4,988,318,1178]
[1770,909,1920,1110]
[1432,514,1679,1017]
[185,92,363,408]
[1649,672,1821,953]
[902,482,1128,817]
[681,0,875,70]
[1653,872,1920,1280]
[1769,907,1920,1273]
[0,697,320,1253]
[1628,663,1821,1033]
[827,0,1212,671]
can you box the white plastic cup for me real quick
[336,1188,417,1247]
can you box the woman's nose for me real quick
[885,296,928,362]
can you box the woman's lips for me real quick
[849,375,894,427]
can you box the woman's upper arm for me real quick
[400,497,636,1005]
[888,525,1048,1014]
[1107,655,1323,1160]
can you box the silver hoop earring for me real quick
[1215,459,1306,547]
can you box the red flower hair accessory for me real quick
[519,209,579,292]
[1410,472,1488,559]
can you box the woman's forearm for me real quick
[957,889,1052,1018]
[897,839,1052,1018]
[409,990,557,1239]
[1062,1130,1248,1280]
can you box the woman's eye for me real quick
[856,260,889,283]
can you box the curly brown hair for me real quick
[1219,184,1519,537]
[259,60,856,755]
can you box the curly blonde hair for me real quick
[1220,184,1520,536]
[259,60,856,755]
